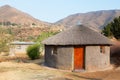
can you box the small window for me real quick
[17,45,21,49]
[100,46,105,53]
[52,46,57,55]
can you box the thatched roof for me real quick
[42,25,112,45]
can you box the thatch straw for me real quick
[42,25,112,45]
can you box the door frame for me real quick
[72,46,85,71]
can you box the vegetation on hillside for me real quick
[35,31,59,53]
[102,23,113,38]
[0,25,60,53]
[35,31,59,42]
[0,21,18,26]
[26,31,59,59]
[0,27,13,53]
[102,16,120,40]
[0,5,64,54]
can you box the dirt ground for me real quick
[0,57,119,80]
[0,40,120,80]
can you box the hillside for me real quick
[0,5,49,27]
[56,10,120,29]
[1,5,120,41]
[0,5,64,41]
[1,5,120,30]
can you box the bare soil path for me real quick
[0,61,119,80]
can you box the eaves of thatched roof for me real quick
[42,25,112,45]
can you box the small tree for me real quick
[32,23,36,26]
[27,43,40,60]
[102,16,120,39]
[110,17,120,39]
[102,23,113,38]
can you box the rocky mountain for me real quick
[0,5,65,41]
[1,5,120,31]
[56,10,120,30]
[0,5,49,27]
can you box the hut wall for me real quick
[44,45,73,70]
[44,45,56,67]
[56,46,73,70]
[9,44,30,55]
[85,46,110,71]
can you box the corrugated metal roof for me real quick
[10,41,35,45]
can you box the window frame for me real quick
[100,46,105,53]
[52,46,57,55]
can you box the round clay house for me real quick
[42,25,112,71]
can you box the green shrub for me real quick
[27,43,40,60]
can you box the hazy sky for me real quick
[0,0,120,23]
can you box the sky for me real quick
[0,0,120,23]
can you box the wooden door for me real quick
[74,47,84,70]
